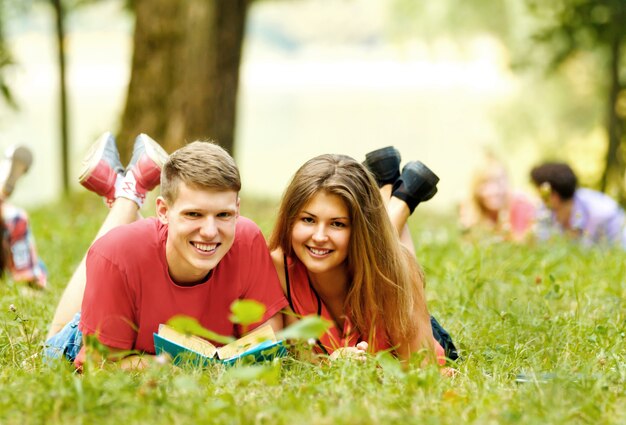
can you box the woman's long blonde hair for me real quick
[269,154,423,344]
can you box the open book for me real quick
[153,323,286,367]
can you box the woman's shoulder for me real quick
[269,247,287,293]
[270,247,284,265]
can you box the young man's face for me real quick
[537,182,570,227]
[157,181,239,285]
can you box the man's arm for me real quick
[262,312,284,334]
[80,245,140,364]
[81,336,152,371]
[102,314,282,370]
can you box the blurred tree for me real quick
[0,1,16,109]
[117,0,247,158]
[0,0,76,195]
[50,0,70,196]
[48,0,98,195]
[388,0,525,46]
[526,0,626,201]
[5,0,99,196]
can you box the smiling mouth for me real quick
[307,246,332,256]
[192,242,219,253]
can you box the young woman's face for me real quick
[476,168,508,213]
[291,191,351,275]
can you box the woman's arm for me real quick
[395,309,436,366]
[393,255,438,366]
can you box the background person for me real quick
[0,145,47,289]
[459,152,537,242]
[530,161,626,248]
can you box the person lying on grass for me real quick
[530,161,626,248]
[0,144,48,289]
[458,151,537,243]
[268,148,456,366]
[44,134,287,370]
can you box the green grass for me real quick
[2,194,626,424]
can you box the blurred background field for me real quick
[1,0,616,211]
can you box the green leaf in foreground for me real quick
[277,315,332,340]
[225,364,281,385]
[166,315,234,345]
[229,299,266,326]
[376,351,405,379]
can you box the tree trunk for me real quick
[600,33,623,201]
[118,0,248,160]
[51,0,70,196]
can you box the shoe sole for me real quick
[364,146,400,166]
[1,145,33,197]
[135,133,169,168]
[422,185,438,202]
[363,146,401,186]
[405,161,439,186]
[78,131,114,183]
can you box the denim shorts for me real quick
[43,312,83,363]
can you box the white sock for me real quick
[115,171,144,208]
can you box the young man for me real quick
[530,161,626,248]
[45,133,287,369]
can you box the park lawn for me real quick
[1,193,626,424]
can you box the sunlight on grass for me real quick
[1,195,625,424]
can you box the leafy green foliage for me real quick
[524,0,626,199]
[526,0,626,65]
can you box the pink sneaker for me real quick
[125,133,169,196]
[78,132,124,202]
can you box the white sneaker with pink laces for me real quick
[117,133,169,207]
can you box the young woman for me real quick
[269,147,451,365]
[459,152,536,242]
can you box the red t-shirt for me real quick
[285,256,445,363]
[78,216,287,364]
[508,192,536,239]
[284,256,388,353]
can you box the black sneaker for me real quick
[392,161,439,213]
[363,146,401,187]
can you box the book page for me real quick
[158,324,218,358]
[217,324,277,360]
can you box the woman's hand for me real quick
[329,341,369,361]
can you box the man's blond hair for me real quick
[160,141,241,202]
